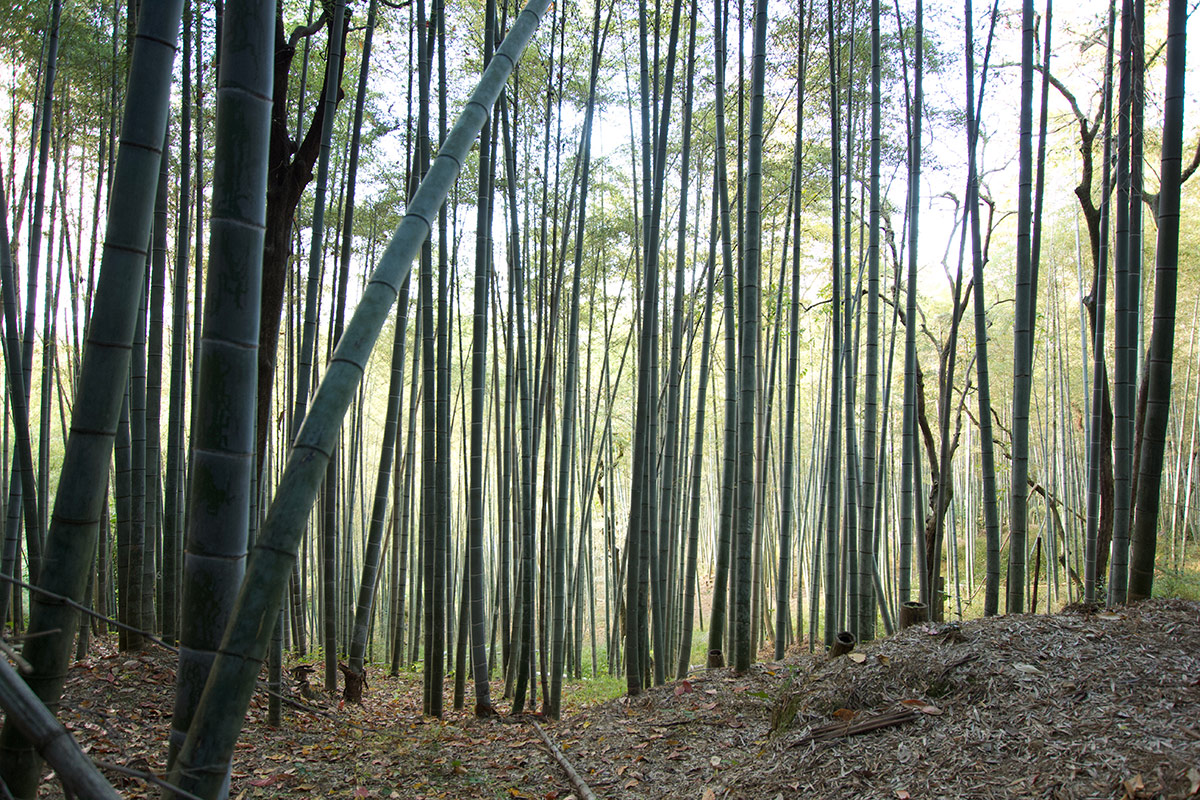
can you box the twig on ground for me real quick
[937,654,978,681]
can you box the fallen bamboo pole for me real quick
[531,719,599,800]
[797,708,919,744]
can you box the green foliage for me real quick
[0,0,123,135]
[1151,540,1200,602]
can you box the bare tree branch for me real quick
[288,11,329,49]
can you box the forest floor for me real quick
[29,597,1200,799]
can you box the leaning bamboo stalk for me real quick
[0,657,121,800]
[18,0,62,574]
[165,5,552,796]
[0,4,185,795]
[1166,298,1196,565]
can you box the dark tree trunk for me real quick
[255,10,349,481]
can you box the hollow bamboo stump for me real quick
[899,601,929,629]
[829,631,856,657]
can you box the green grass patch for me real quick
[1152,561,1200,602]
[560,670,625,711]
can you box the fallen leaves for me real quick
[1122,773,1146,799]
[900,699,943,716]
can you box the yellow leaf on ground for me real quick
[1122,773,1145,798]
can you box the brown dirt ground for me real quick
[17,597,1200,799]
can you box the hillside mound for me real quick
[552,598,1200,799]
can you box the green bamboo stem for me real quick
[0,3,185,795]
[166,5,551,795]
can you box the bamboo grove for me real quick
[0,0,1196,796]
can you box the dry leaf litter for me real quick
[5,598,1197,799]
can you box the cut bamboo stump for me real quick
[899,601,929,629]
[531,719,598,800]
[338,662,367,704]
[829,631,856,657]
